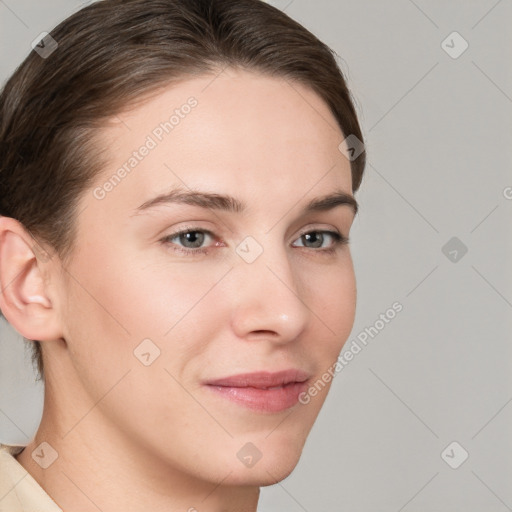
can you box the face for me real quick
[49,67,357,486]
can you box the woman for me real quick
[0,0,365,510]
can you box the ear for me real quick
[0,216,63,342]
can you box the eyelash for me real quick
[160,227,349,256]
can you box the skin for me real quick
[0,67,357,512]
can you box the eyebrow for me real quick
[131,186,358,217]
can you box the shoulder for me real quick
[0,443,62,512]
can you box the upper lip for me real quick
[204,369,311,389]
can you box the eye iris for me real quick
[180,231,205,248]
[303,232,323,248]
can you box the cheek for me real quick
[298,255,356,386]
[133,258,232,337]
[59,251,222,438]
[306,254,356,341]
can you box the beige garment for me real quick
[0,443,62,512]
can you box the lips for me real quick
[203,369,311,413]
[204,369,310,388]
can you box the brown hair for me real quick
[0,0,365,382]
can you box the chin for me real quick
[226,456,301,487]
[221,436,305,487]
[258,457,300,486]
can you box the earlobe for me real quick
[0,216,63,342]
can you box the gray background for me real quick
[1,0,511,510]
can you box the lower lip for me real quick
[205,381,309,413]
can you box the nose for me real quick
[229,240,311,344]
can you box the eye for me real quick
[160,227,349,256]
[292,230,349,253]
[160,228,218,255]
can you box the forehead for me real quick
[84,68,352,218]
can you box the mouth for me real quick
[203,369,311,413]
